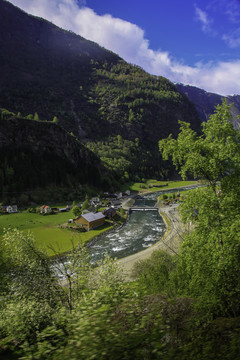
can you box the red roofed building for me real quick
[40,205,52,214]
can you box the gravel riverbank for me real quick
[116,203,188,280]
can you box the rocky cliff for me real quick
[176,84,240,128]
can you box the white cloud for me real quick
[7,0,240,95]
[224,0,240,24]
[223,28,240,48]
[194,5,214,33]
[180,60,240,95]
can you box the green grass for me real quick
[122,179,198,193]
[0,180,198,256]
[0,211,113,256]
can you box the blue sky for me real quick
[85,0,240,65]
[8,0,240,95]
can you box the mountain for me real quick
[176,84,240,128]
[0,0,202,199]
[0,111,118,203]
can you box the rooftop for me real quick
[82,212,105,223]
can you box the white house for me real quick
[115,192,122,199]
[6,205,18,213]
[90,197,101,206]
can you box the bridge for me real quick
[129,207,159,212]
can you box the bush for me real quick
[132,250,175,294]
[72,206,81,218]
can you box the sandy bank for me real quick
[116,203,189,280]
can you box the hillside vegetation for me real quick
[0,109,117,203]
[0,0,201,193]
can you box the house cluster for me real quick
[40,205,52,214]
[70,190,130,232]
[1,205,18,213]
[74,207,117,231]
[1,189,131,232]
[103,190,130,209]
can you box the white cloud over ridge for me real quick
[8,0,240,95]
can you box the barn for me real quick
[75,212,105,231]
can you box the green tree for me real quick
[72,205,81,218]
[0,108,15,120]
[0,229,129,358]
[52,116,59,124]
[159,101,240,316]
[51,241,93,313]
[81,198,89,212]
[132,250,175,295]
[0,229,61,343]
[34,112,40,121]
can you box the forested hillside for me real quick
[0,0,201,190]
[0,109,117,203]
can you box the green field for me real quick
[0,211,113,256]
[122,179,198,193]
[0,180,197,256]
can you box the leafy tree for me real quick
[159,101,240,316]
[81,198,89,212]
[52,116,59,124]
[0,229,61,343]
[0,229,127,356]
[132,250,175,295]
[72,205,81,218]
[0,108,15,120]
[34,112,40,121]
[51,241,93,313]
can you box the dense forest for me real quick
[1,102,240,359]
[0,108,119,204]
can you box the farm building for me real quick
[6,205,18,213]
[40,205,52,214]
[103,207,117,218]
[75,212,105,231]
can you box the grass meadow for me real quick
[0,211,113,256]
[0,180,198,256]
[122,179,198,193]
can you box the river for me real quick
[89,186,197,263]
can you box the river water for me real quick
[89,186,197,263]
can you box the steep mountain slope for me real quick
[176,84,240,128]
[0,0,120,135]
[0,0,202,188]
[0,113,116,202]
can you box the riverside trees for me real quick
[159,101,240,316]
